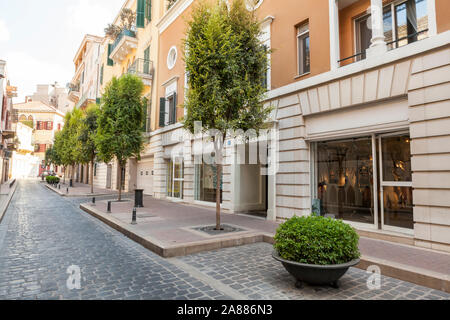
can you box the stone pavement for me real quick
[0,180,228,300]
[0,180,448,300]
[79,194,450,292]
[175,243,450,300]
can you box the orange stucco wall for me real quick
[256,0,331,89]
[436,0,450,33]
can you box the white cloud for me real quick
[0,19,10,42]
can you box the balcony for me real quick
[68,83,80,103]
[128,59,153,86]
[109,29,138,64]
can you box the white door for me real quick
[137,159,154,196]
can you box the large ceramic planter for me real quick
[272,251,360,288]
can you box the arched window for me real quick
[19,115,27,122]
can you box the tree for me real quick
[53,131,66,183]
[183,0,272,230]
[78,104,99,194]
[96,74,146,201]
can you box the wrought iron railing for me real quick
[128,58,153,77]
[111,28,137,53]
[338,29,429,67]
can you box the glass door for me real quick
[167,157,184,199]
[378,133,414,234]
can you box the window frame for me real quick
[296,23,310,77]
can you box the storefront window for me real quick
[316,137,374,224]
[314,133,414,231]
[195,163,223,203]
[380,135,413,229]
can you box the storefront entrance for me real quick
[312,132,413,234]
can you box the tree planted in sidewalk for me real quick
[96,74,146,201]
[78,104,100,194]
[183,0,272,230]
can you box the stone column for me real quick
[367,0,387,57]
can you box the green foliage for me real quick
[78,104,99,164]
[183,0,272,135]
[96,74,146,167]
[274,216,361,265]
[46,176,60,184]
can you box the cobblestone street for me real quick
[0,180,448,300]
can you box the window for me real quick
[393,0,428,48]
[297,23,310,76]
[313,133,413,231]
[137,0,146,28]
[355,0,429,57]
[195,162,223,203]
[167,158,184,199]
[167,46,177,70]
[245,0,263,11]
[159,92,177,127]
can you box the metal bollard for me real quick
[107,201,112,213]
[58,184,61,190]
[66,187,69,194]
[92,197,96,206]
[131,208,137,225]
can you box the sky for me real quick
[0,0,124,103]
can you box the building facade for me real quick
[13,99,65,177]
[81,0,450,252]
[0,59,16,184]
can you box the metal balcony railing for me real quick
[128,58,153,77]
[338,29,429,67]
[111,29,137,53]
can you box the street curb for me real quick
[0,181,18,225]
[357,255,450,293]
[80,202,450,293]
[44,183,118,198]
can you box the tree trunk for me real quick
[63,166,66,184]
[90,158,94,194]
[118,162,122,202]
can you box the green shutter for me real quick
[146,0,152,22]
[159,97,166,127]
[100,65,104,84]
[169,92,177,125]
[107,44,114,66]
[96,98,101,105]
[144,46,150,74]
[137,0,145,28]
[142,103,148,132]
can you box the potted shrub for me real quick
[273,215,360,288]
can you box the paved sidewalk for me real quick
[45,181,118,197]
[79,194,450,293]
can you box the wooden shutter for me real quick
[144,46,150,74]
[100,65,104,84]
[107,44,114,66]
[146,0,152,22]
[159,97,166,127]
[137,0,145,28]
[169,93,177,125]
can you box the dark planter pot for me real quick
[272,251,360,288]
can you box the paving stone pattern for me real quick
[0,181,228,300]
[177,243,450,300]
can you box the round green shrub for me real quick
[46,176,60,184]
[274,215,360,265]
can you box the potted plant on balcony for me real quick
[273,215,361,289]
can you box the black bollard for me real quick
[131,208,137,225]
[107,201,112,213]
[92,197,96,206]
[67,187,69,194]
[58,184,61,190]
